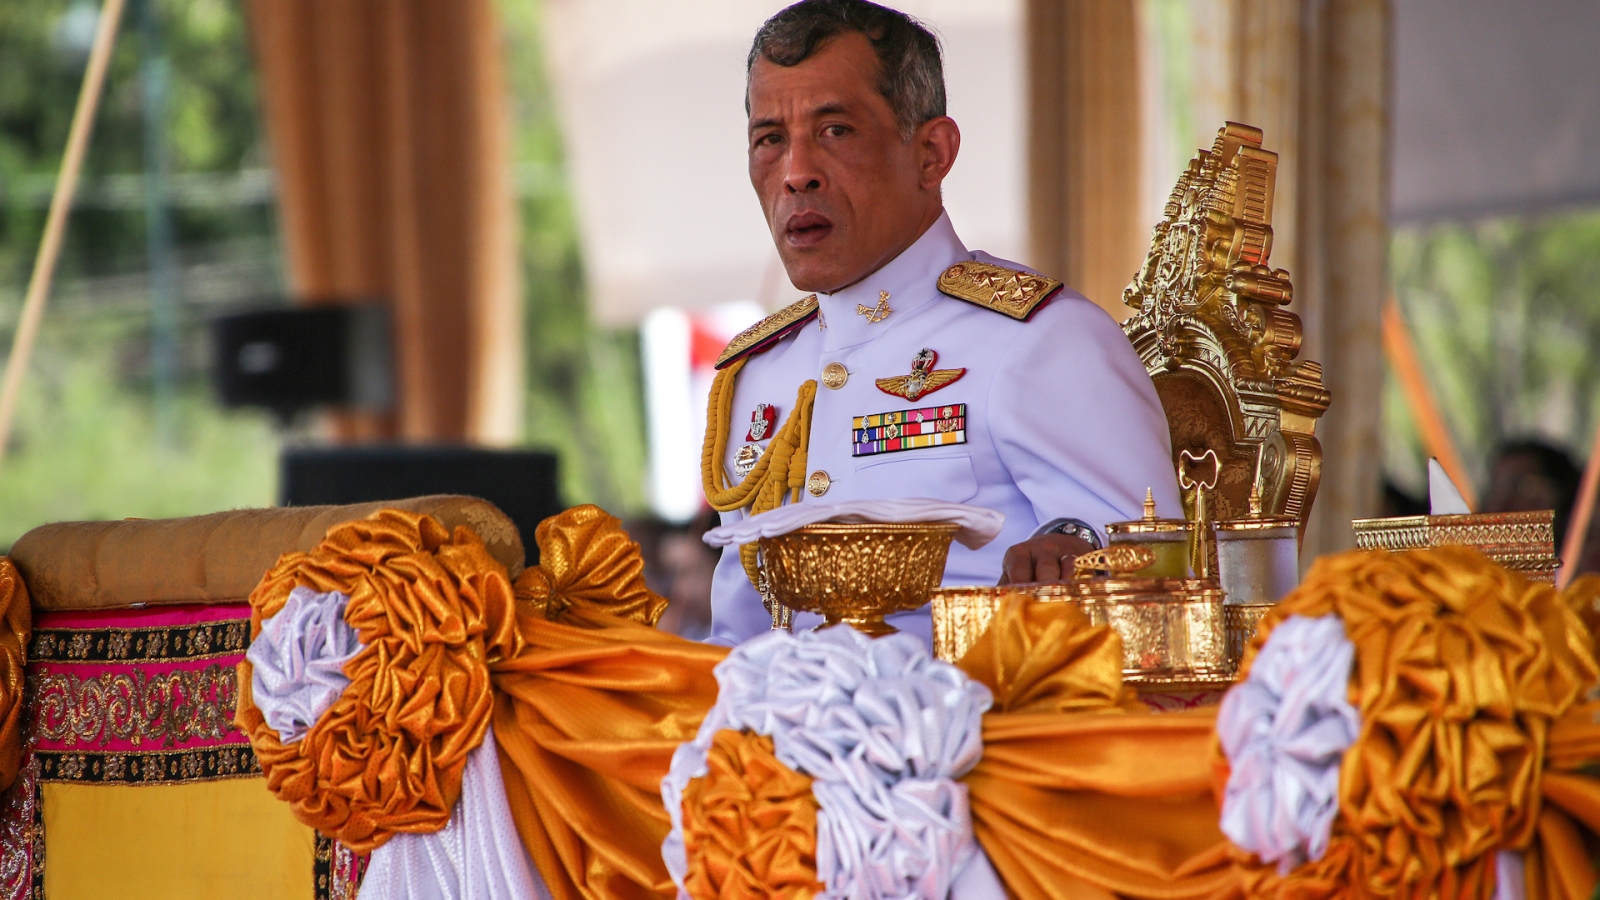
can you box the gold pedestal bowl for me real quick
[757,522,961,636]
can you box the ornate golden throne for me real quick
[1122,123,1331,532]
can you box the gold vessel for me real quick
[1350,510,1558,583]
[757,522,960,636]
[931,578,1231,687]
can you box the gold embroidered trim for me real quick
[937,261,1061,320]
[714,295,819,369]
[31,664,243,749]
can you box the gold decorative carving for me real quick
[1122,122,1330,534]
[1351,511,1559,583]
[938,261,1062,320]
[1072,545,1156,577]
[715,295,819,369]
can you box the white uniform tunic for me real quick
[708,212,1182,646]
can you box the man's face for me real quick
[747,32,957,293]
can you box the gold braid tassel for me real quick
[700,356,817,586]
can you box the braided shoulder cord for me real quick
[700,357,818,585]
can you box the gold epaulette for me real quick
[714,294,819,369]
[937,261,1062,321]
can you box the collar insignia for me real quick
[856,290,892,323]
[875,348,965,401]
[714,295,819,369]
[937,261,1062,320]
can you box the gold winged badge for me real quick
[875,348,965,401]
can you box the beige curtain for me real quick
[247,0,521,444]
[1186,0,1390,558]
[1025,0,1145,322]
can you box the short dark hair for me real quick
[747,0,946,139]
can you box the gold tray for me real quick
[1351,511,1558,583]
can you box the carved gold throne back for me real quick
[1122,123,1331,533]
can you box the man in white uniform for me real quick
[703,0,1181,645]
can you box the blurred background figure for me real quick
[1479,439,1600,578]
[1481,440,1582,547]
[631,510,719,640]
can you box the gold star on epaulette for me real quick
[714,295,819,369]
[937,261,1062,320]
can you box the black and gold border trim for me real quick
[36,745,260,784]
[30,618,249,663]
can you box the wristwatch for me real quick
[1031,517,1103,549]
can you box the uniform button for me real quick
[807,470,831,496]
[821,362,848,389]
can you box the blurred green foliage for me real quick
[0,0,649,548]
[1387,209,1600,497]
[0,0,281,548]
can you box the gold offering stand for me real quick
[757,522,962,636]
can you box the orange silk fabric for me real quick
[681,730,823,900]
[958,596,1238,900]
[513,505,669,626]
[236,509,520,851]
[0,559,30,793]
[234,508,1600,900]
[489,607,726,900]
[1231,548,1600,900]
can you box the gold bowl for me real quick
[757,522,961,636]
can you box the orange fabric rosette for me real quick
[0,559,30,793]
[235,508,520,851]
[680,729,824,900]
[1227,547,1600,900]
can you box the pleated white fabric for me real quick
[358,726,551,900]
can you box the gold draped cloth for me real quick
[238,507,1600,900]
[0,559,30,793]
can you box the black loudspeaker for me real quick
[280,446,563,556]
[211,304,392,419]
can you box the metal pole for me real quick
[0,0,128,473]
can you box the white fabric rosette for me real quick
[247,585,549,900]
[662,626,1001,900]
[247,586,363,743]
[1216,613,1359,873]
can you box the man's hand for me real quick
[999,534,1095,585]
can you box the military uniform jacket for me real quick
[707,212,1182,646]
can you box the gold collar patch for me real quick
[937,261,1062,321]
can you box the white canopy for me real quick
[1392,0,1600,223]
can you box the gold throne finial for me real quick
[1122,122,1331,535]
